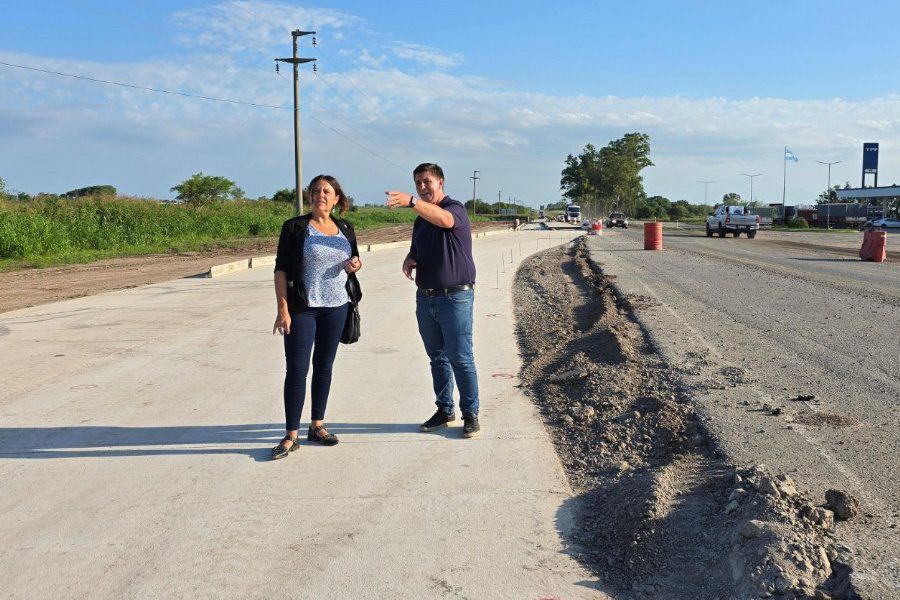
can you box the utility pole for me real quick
[275,30,316,215]
[741,173,761,206]
[817,160,841,229]
[469,170,480,219]
[497,189,502,216]
[697,180,714,205]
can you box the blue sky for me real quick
[3,0,900,207]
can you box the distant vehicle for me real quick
[865,217,900,229]
[566,204,581,224]
[606,212,629,228]
[706,205,760,238]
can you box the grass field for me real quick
[0,196,454,270]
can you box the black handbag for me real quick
[340,303,360,344]
[340,272,362,345]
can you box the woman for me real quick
[271,175,362,460]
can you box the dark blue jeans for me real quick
[415,288,479,416]
[283,303,349,431]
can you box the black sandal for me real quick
[271,435,299,460]
[307,425,339,446]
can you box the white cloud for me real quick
[3,7,900,205]
[357,49,386,68]
[391,43,463,68]
[172,1,362,53]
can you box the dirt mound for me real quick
[513,239,848,599]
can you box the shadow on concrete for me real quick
[0,422,426,462]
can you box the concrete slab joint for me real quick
[249,255,276,269]
[206,258,250,278]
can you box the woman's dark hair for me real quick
[308,174,351,216]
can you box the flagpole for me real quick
[782,146,787,224]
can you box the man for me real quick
[385,163,480,438]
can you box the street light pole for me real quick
[469,170,480,219]
[817,160,841,229]
[697,179,715,205]
[276,30,316,216]
[741,173,761,207]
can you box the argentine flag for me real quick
[785,148,799,162]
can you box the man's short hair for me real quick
[413,163,444,180]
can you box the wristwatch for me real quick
[408,195,418,208]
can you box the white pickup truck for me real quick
[706,205,760,238]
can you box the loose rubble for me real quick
[513,239,856,599]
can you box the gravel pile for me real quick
[513,239,856,599]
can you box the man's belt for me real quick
[417,284,474,297]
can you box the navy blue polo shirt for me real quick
[410,196,476,290]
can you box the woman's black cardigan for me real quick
[274,213,362,314]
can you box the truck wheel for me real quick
[733,231,741,237]
[718,225,726,238]
[705,224,713,237]
[747,230,757,239]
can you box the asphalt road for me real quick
[586,227,899,597]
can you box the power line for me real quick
[0,60,289,109]
[0,59,408,173]
[306,114,407,173]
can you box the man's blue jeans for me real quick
[415,288,480,416]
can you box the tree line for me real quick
[0,173,345,209]
[556,133,712,220]
[556,133,898,221]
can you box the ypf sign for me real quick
[863,142,879,186]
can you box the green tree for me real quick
[272,188,294,203]
[816,185,839,204]
[560,133,653,216]
[171,173,244,207]
[635,195,671,219]
[271,187,312,205]
[63,185,117,198]
[464,198,499,214]
[667,199,691,221]
[722,192,742,204]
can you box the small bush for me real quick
[786,217,809,229]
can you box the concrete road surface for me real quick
[0,229,601,599]
[587,227,899,597]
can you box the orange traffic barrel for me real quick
[644,222,663,250]
[863,230,887,262]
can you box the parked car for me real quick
[864,217,900,229]
[706,205,760,238]
[606,212,628,228]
